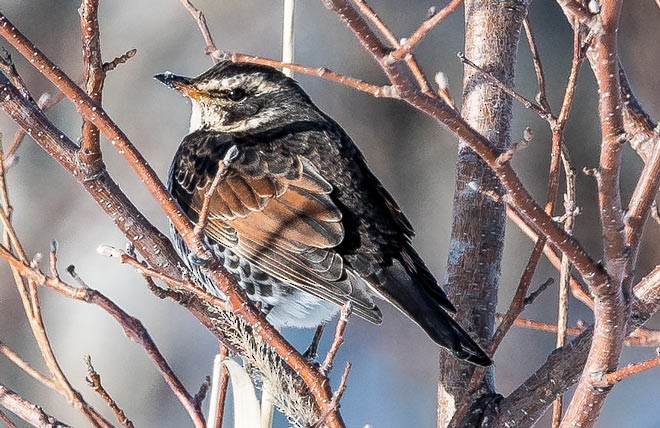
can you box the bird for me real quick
[154,60,491,366]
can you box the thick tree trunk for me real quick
[438,2,529,426]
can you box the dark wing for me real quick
[180,145,382,323]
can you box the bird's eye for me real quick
[227,88,246,102]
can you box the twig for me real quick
[227,52,394,97]
[494,265,660,427]
[97,245,201,291]
[352,0,398,47]
[0,244,206,428]
[322,0,608,322]
[596,354,660,386]
[179,0,222,63]
[505,207,593,309]
[391,0,464,58]
[496,314,583,337]
[0,155,110,427]
[0,384,72,428]
[0,52,343,427]
[194,157,230,243]
[320,302,352,375]
[207,346,230,428]
[282,0,295,77]
[523,278,555,306]
[560,2,629,425]
[103,48,137,73]
[522,17,551,112]
[315,362,352,428]
[352,0,434,94]
[78,0,105,178]
[0,409,17,428]
[0,341,56,390]
[556,0,599,26]
[458,51,552,121]
[552,133,578,427]
[85,356,135,428]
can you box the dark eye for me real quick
[227,87,246,102]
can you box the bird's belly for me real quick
[172,229,338,328]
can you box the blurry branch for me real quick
[207,347,230,428]
[493,264,660,428]
[0,13,346,428]
[0,384,72,428]
[282,0,295,77]
[0,240,206,427]
[85,357,135,428]
[0,144,112,428]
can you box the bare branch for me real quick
[320,302,352,375]
[391,0,464,58]
[179,0,222,63]
[85,356,135,428]
[596,354,660,386]
[0,384,72,428]
[78,0,105,178]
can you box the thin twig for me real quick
[0,384,72,428]
[85,356,135,428]
[103,48,137,73]
[320,302,352,375]
[97,245,200,291]
[0,409,17,428]
[391,0,464,58]
[282,0,295,77]
[0,341,56,390]
[506,207,593,309]
[227,52,394,97]
[78,0,105,177]
[523,278,555,306]
[552,131,578,427]
[458,51,552,121]
[208,346,230,428]
[0,244,206,428]
[596,354,660,386]
[194,158,229,243]
[179,0,222,63]
[522,17,550,112]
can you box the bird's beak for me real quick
[154,72,201,98]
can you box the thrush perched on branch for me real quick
[155,61,491,366]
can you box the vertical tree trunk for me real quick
[438,2,529,426]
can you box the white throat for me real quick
[188,100,203,132]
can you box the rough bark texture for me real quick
[438,2,529,426]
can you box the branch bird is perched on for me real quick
[155,61,491,366]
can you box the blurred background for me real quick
[0,1,658,427]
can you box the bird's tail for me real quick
[377,260,492,367]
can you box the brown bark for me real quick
[438,2,529,426]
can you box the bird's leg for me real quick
[303,323,327,361]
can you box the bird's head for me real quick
[155,61,320,133]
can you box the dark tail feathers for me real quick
[379,261,492,367]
